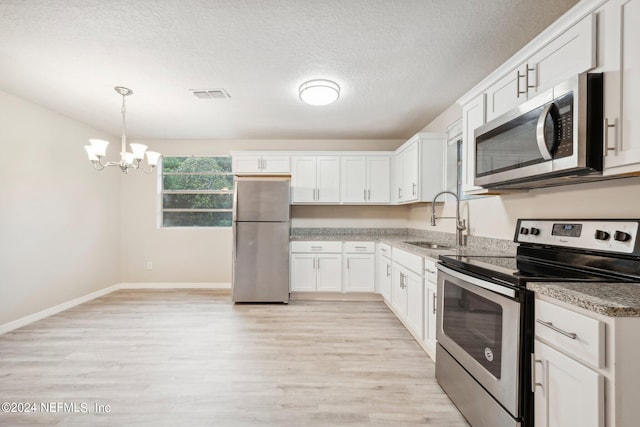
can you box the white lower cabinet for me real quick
[532,295,640,427]
[343,242,375,292]
[423,257,438,360]
[290,241,342,292]
[391,264,408,317]
[376,243,392,302]
[315,254,342,292]
[390,248,424,341]
[291,241,377,293]
[405,269,424,340]
[534,340,604,427]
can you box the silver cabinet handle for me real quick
[425,268,436,274]
[525,65,535,91]
[347,258,350,269]
[517,70,526,98]
[367,189,371,200]
[354,246,367,250]
[398,188,402,199]
[412,182,416,196]
[399,273,405,289]
[604,118,616,157]
[536,319,577,340]
[531,354,544,393]
[262,158,266,170]
[432,293,437,314]
[386,263,391,277]
[310,246,323,250]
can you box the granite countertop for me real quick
[291,228,640,317]
[527,282,640,317]
[290,229,515,260]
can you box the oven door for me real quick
[436,264,522,417]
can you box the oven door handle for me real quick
[437,264,517,298]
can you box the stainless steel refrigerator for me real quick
[232,177,290,303]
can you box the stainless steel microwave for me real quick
[474,73,604,190]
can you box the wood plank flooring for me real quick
[0,290,468,426]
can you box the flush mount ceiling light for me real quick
[84,86,161,174]
[298,79,340,106]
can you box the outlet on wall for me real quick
[146,261,153,270]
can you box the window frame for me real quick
[159,155,234,228]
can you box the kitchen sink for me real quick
[404,241,452,250]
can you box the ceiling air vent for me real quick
[190,89,230,99]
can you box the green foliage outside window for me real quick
[161,156,233,227]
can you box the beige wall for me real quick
[409,104,640,240]
[119,139,404,284]
[0,90,120,325]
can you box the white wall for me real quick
[408,104,640,240]
[0,90,120,325]
[120,139,403,284]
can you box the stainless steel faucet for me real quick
[430,190,467,247]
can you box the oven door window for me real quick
[442,280,503,378]
[476,105,550,177]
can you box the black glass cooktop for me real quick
[438,253,634,287]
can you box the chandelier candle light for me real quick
[84,86,161,173]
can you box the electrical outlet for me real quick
[146,261,153,270]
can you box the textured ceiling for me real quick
[0,0,580,140]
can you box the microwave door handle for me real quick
[535,104,555,161]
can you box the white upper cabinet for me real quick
[461,93,487,195]
[600,0,640,175]
[486,13,596,122]
[401,141,420,202]
[291,156,340,204]
[391,153,402,203]
[393,133,446,204]
[232,153,290,174]
[367,157,391,203]
[341,156,391,204]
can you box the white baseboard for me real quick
[0,284,120,335]
[118,282,231,290]
[0,282,232,335]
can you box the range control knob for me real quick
[520,227,529,235]
[594,230,610,241]
[614,231,632,242]
[530,227,541,236]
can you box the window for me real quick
[161,156,233,227]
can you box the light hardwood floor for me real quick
[0,290,468,426]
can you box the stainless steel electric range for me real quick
[435,219,640,427]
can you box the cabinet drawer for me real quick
[392,248,423,275]
[535,299,605,369]
[377,243,392,259]
[290,241,342,253]
[424,258,437,284]
[344,241,375,253]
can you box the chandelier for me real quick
[84,86,161,173]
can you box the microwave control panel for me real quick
[515,219,639,255]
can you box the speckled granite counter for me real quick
[290,227,516,260]
[527,282,640,317]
